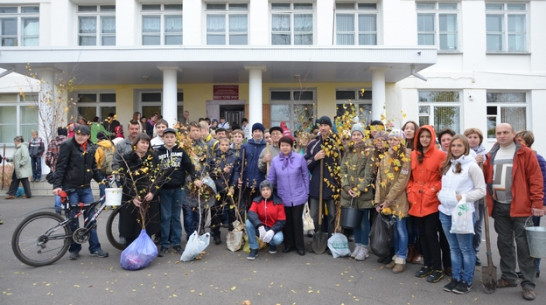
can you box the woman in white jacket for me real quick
[437,135,486,294]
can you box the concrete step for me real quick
[8,180,100,197]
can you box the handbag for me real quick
[302,202,315,231]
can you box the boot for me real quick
[392,257,406,274]
[406,245,416,263]
[411,252,423,264]
[385,255,397,269]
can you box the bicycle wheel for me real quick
[11,211,71,267]
[106,205,125,250]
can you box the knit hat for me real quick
[74,125,91,135]
[388,129,404,140]
[96,131,108,140]
[373,130,389,141]
[252,123,265,133]
[351,123,364,135]
[317,116,332,127]
[259,180,272,190]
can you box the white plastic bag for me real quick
[302,202,315,232]
[181,231,210,261]
[450,198,474,234]
[226,220,244,252]
[327,233,351,258]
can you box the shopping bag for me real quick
[327,233,351,258]
[451,199,474,234]
[120,229,158,270]
[226,220,244,252]
[302,202,315,232]
[369,214,395,257]
[181,231,210,261]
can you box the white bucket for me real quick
[526,226,546,258]
[105,188,122,206]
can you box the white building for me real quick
[1,0,545,154]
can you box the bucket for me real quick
[340,199,363,229]
[526,225,546,258]
[105,188,122,206]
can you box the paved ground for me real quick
[0,196,543,305]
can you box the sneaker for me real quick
[4,195,15,200]
[497,278,518,288]
[354,247,369,261]
[415,266,433,278]
[173,246,183,255]
[351,245,362,258]
[247,249,258,260]
[158,247,168,257]
[453,281,472,294]
[475,256,482,266]
[443,279,460,292]
[426,270,445,283]
[90,249,109,258]
[522,288,536,301]
[69,252,80,260]
[268,245,277,254]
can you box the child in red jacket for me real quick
[245,180,286,260]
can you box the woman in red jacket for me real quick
[407,125,449,283]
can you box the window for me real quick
[141,4,182,45]
[206,3,248,45]
[77,93,116,122]
[271,3,313,45]
[418,90,461,133]
[270,90,315,130]
[416,2,458,51]
[486,3,527,52]
[78,5,115,46]
[486,92,526,138]
[0,6,39,46]
[336,89,373,123]
[335,2,377,45]
[0,93,39,144]
[139,91,184,121]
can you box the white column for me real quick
[371,68,386,121]
[245,66,266,128]
[158,66,180,127]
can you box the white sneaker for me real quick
[355,247,369,261]
[351,245,362,258]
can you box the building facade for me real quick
[1,0,545,154]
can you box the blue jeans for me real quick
[354,209,370,246]
[439,211,476,284]
[160,188,184,248]
[31,156,41,180]
[245,219,284,250]
[390,215,408,259]
[183,205,200,241]
[54,195,62,214]
[67,187,101,253]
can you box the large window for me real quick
[335,2,377,45]
[78,5,115,46]
[271,3,313,45]
[139,91,184,121]
[0,94,39,144]
[418,90,461,133]
[486,3,527,52]
[206,3,248,45]
[77,93,116,122]
[0,6,39,46]
[141,4,182,45]
[416,2,458,51]
[336,89,372,123]
[270,90,315,131]
[486,92,526,138]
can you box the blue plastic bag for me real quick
[120,229,158,270]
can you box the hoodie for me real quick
[155,144,196,189]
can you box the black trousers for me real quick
[284,204,305,251]
[416,212,443,270]
[8,171,31,198]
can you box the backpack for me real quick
[100,146,114,175]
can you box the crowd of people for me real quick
[4,109,545,301]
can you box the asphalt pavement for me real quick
[0,196,543,305]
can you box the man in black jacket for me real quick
[52,125,108,260]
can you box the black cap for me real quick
[74,125,91,135]
[269,126,283,134]
[317,116,332,127]
[162,128,177,136]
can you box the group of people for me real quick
[7,109,544,301]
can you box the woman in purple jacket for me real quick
[267,136,310,255]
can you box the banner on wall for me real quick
[213,85,239,100]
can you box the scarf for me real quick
[279,151,293,169]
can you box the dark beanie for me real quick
[317,116,332,127]
[96,131,108,141]
[279,136,294,147]
[252,122,265,133]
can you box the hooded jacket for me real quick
[12,142,32,179]
[241,138,267,189]
[267,151,310,207]
[247,194,286,233]
[155,144,196,189]
[375,146,412,217]
[406,125,446,217]
[340,142,374,209]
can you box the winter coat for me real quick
[375,146,411,217]
[483,141,544,217]
[247,194,286,233]
[29,137,45,157]
[305,133,342,200]
[340,142,374,209]
[437,155,486,216]
[53,138,103,190]
[241,138,267,190]
[407,125,446,217]
[120,150,161,200]
[155,144,196,189]
[12,142,32,179]
[113,138,133,171]
[267,151,309,207]
[208,149,240,194]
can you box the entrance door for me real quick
[221,105,244,129]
